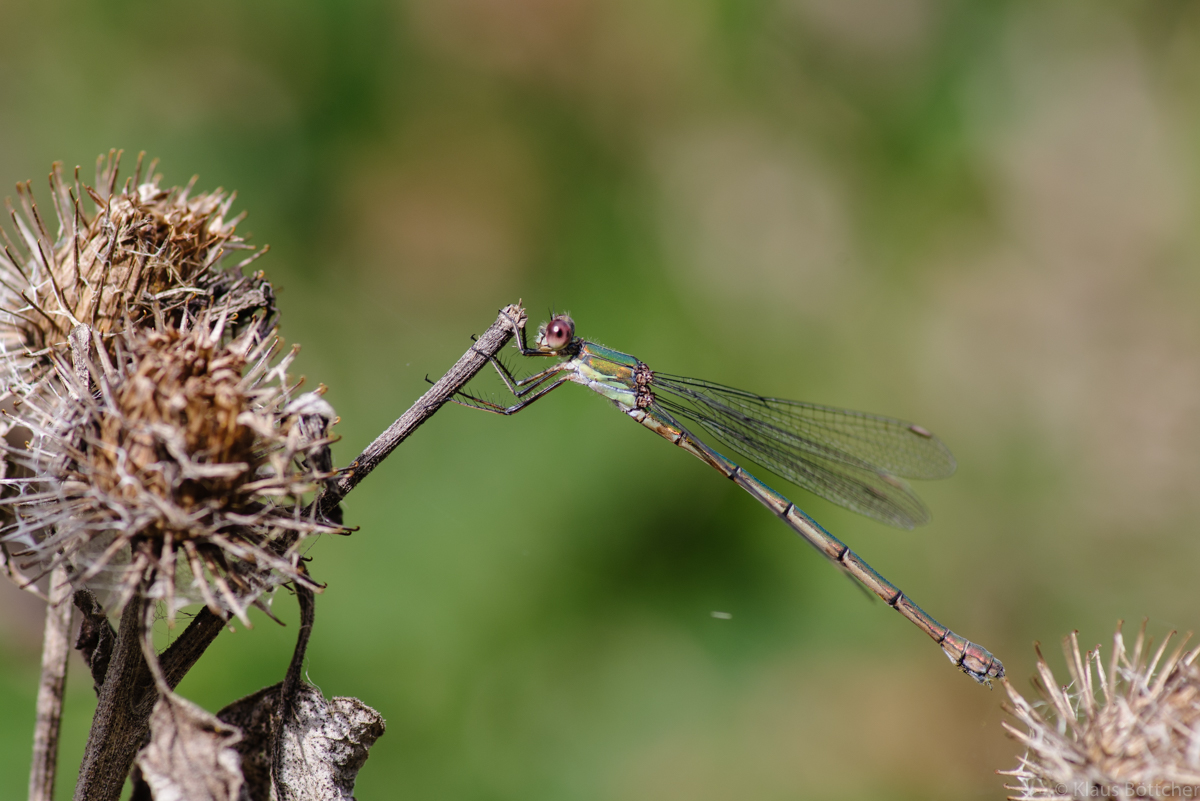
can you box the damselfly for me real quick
[458,311,1003,684]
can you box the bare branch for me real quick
[73,596,147,801]
[316,302,525,518]
[72,602,229,801]
[28,565,74,801]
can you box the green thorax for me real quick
[567,340,645,409]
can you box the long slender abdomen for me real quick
[627,405,1004,684]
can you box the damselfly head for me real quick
[537,314,575,352]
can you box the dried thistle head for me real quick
[0,152,341,624]
[0,149,264,353]
[90,326,259,505]
[1001,622,1200,800]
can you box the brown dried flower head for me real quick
[1001,623,1200,800]
[0,151,267,350]
[0,152,341,624]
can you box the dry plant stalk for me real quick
[1001,622,1200,800]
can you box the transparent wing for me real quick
[651,374,955,529]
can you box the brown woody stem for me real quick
[28,565,74,801]
[316,302,524,518]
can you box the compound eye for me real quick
[543,315,575,350]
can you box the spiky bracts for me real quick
[0,151,340,624]
[0,151,269,352]
[1001,623,1200,800]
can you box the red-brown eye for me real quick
[544,315,575,350]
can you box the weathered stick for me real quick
[316,302,524,518]
[72,604,226,801]
[28,565,74,801]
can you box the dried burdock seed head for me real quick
[3,316,342,624]
[0,153,340,624]
[0,150,276,467]
[91,326,258,504]
[1001,622,1200,800]
[0,149,265,353]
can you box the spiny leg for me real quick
[498,306,543,356]
[431,357,566,413]
[450,376,572,416]
[488,355,564,394]
[469,331,562,388]
[452,321,571,409]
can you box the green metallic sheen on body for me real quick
[565,342,642,409]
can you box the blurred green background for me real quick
[3,1,1200,798]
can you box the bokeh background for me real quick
[2,1,1200,798]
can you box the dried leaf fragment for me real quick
[73,588,116,694]
[217,682,385,801]
[136,692,244,801]
[275,688,385,801]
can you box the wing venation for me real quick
[652,373,955,528]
